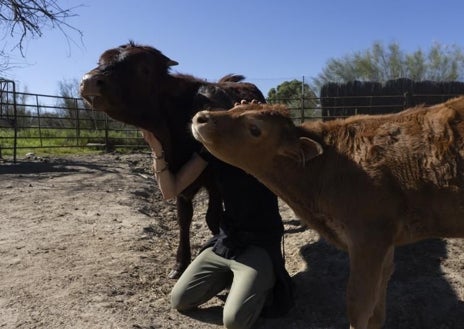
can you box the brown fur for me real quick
[191,97,464,329]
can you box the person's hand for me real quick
[140,129,164,157]
[234,99,261,106]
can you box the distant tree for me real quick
[57,78,124,130]
[267,79,320,120]
[57,78,95,129]
[0,0,82,73]
[0,80,30,126]
[313,41,464,90]
[57,78,80,99]
[268,79,317,105]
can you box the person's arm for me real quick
[141,130,208,200]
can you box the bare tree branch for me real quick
[0,0,83,73]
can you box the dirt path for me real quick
[1,153,464,329]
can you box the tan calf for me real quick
[191,97,464,329]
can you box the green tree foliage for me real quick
[268,79,317,106]
[313,41,464,90]
[267,79,320,119]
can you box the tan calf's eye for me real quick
[249,124,261,137]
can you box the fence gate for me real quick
[0,79,17,162]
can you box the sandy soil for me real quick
[1,152,464,329]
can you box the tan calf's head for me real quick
[191,103,323,173]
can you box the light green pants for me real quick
[170,246,275,329]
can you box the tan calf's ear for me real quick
[278,137,323,165]
[299,137,323,164]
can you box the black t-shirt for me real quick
[210,153,282,229]
[199,148,283,254]
[198,148,294,316]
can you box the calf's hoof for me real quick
[168,263,187,279]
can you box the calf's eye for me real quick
[249,124,261,137]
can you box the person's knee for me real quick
[170,286,192,311]
[223,312,243,329]
[223,307,256,329]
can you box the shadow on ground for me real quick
[290,237,464,329]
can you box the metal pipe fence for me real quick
[0,86,146,162]
[1,80,463,163]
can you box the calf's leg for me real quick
[367,246,395,329]
[346,236,393,329]
[170,181,222,280]
[170,196,194,279]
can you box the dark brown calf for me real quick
[191,98,464,328]
[80,42,265,278]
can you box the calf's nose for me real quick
[194,111,211,124]
[80,73,105,95]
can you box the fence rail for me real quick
[0,85,146,162]
[1,80,463,162]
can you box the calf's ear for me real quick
[278,137,323,165]
[299,137,323,164]
[164,54,179,67]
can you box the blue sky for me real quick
[4,0,464,97]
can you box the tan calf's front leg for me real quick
[346,238,393,329]
[367,246,395,329]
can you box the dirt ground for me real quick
[1,152,464,329]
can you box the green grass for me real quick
[0,127,147,158]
